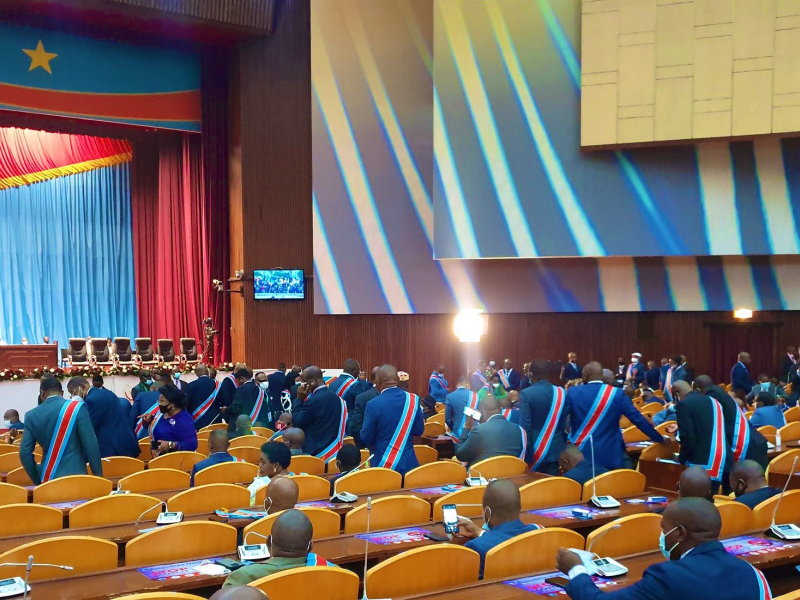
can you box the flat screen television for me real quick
[253,269,305,300]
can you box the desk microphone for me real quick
[568,524,628,578]
[238,531,269,561]
[135,501,167,524]
[587,524,621,556]
[207,410,223,427]
[361,497,372,600]
[465,468,487,487]
[0,555,73,600]
[330,454,374,503]
[588,435,620,508]
[769,456,800,539]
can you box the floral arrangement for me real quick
[0,361,236,381]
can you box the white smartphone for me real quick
[442,503,459,534]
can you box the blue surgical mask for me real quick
[2,420,11,428]
[482,507,491,531]
[659,526,679,560]
[145,379,153,386]
[761,382,770,390]
[173,373,181,380]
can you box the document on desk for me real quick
[722,535,795,557]
[505,571,617,595]
[296,501,338,509]
[138,559,223,581]
[354,527,429,545]
[528,505,605,520]
[214,508,269,519]
[412,484,465,495]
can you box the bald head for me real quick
[195,363,209,377]
[376,364,399,391]
[601,369,615,384]
[663,497,721,538]
[207,429,230,454]
[235,414,252,430]
[211,587,269,600]
[678,466,712,500]
[270,509,314,558]
[559,445,584,473]
[583,361,602,382]
[730,459,768,497]
[671,380,692,401]
[480,394,501,419]
[483,479,521,526]
[301,366,324,382]
[343,358,361,376]
[693,375,713,393]
[283,427,305,449]
[266,477,299,512]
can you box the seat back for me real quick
[422,422,445,437]
[149,451,205,472]
[426,412,445,425]
[90,338,110,362]
[68,338,88,362]
[639,440,680,462]
[432,486,486,521]
[229,435,269,449]
[32,475,112,503]
[335,468,402,495]
[157,339,175,361]
[0,504,63,536]
[229,446,262,464]
[193,461,258,486]
[365,545,480,597]
[0,444,15,455]
[0,482,27,507]
[752,489,800,529]
[413,445,439,465]
[289,455,326,475]
[785,406,800,423]
[586,514,662,557]
[779,421,800,442]
[767,448,800,478]
[716,501,753,538]
[69,494,163,527]
[0,452,21,472]
[168,484,250,516]
[519,477,582,510]
[581,469,646,501]
[470,456,527,479]
[0,536,117,581]
[5,466,33,486]
[114,594,206,600]
[114,337,132,361]
[199,423,229,432]
[404,461,466,488]
[125,521,238,568]
[622,426,649,444]
[758,425,778,444]
[640,402,664,413]
[101,456,145,478]
[344,495,431,534]
[252,427,274,438]
[291,474,331,501]
[249,566,359,600]
[244,507,341,541]
[119,468,190,493]
[180,338,197,360]
[135,337,153,360]
[484,527,585,580]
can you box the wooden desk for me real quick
[768,471,800,491]
[638,459,684,491]
[418,436,455,459]
[0,344,58,370]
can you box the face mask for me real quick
[761,382,770,390]
[482,507,491,531]
[145,379,153,386]
[493,383,500,388]
[263,496,273,514]
[619,361,625,366]
[173,373,181,380]
[2,420,10,428]
[259,382,269,390]
[631,358,639,363]
[659,526,680,560]
[158,404,171,414]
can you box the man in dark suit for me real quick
[190,429,240,486]
[625,352,646,386]
[131,369,152,400]
[360,364,424,475]
[559,445,607,486]
[428,363,449,404]
[445,375,474,441]
[663,355,688,403]
[645,360,661,390]
[217,366,249,419]
[695,375,769,471]
[556,498,773,600]
[730,460,781,509]
[284,364,302,392]
[20,377,103,484]
[455,395,525,468]
[566,362,664,470]
[498,358,520,391]
[69,376,138,458]
[267,364,287,416]
[673,381,731,493]
[560,352,581,384]
[779,346,797,384]
[186,364,220,430]
[327,359,362,412]
[290,366,347,463]
[731,352,754,398]
[346,368,379,447]
[228,369,272,430]
[470,360,490,392]
[518,359,567,475]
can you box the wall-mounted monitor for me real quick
[253,269,305,300]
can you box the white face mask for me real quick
[631,357,639,363]
[2,420,11,428]
[259,382,269,390]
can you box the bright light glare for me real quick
[454,309,486,343]
[733,308,753,320]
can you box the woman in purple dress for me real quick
[142,385,198,456]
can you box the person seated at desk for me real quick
[455,395,525,468]
[556,497,773,600]
[456,479,542,579]
[249,442,293,505]
[746,374,785,404]
[264,476,300,514]
[190,430,239,486]
[2,409,23,439]
[329,443,362,495]
[229,414,254,439]
[559,445,607,486]
[141,386,198,456]
[730,459,781,509]
[283,428,306,455]
[748,392,786,429]
[211,586,268,600]
[640,386,663,406]
[222,509,336,587]
[677,466,712,501]
[652,400,677,426]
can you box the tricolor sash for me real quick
[473,370,489,390]
[664,367,674,399]
[751,564,773,599]
[626,364,635,380]
[570,384,615,449]
[192,380,220,423]
[250,385,267,423]
[732,408,751,462]
[316,397,348,464]
[498,370,510,389]
[517,424,528,461]
[688,398,726,481]
[41,400,84,483]
[378,392,419,470]
[501,408,513,420]
[333,375,358,400]
[467,392,480,412]
[429,373,448,391]
[307,553,335,567]
[530,386,566,470]
[135,401,160,439]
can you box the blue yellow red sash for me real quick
[531,386,566,470]
[570,384,615,449]
[467,392,480,412]
[498,370,511,389]
[250,385,266,423]
[378,392,418,470]
[192,380,220,423]
[732,408,751,462]
[663,367,674,401]
[688,398,725,481]
[517,424,527,461]
[135,401,160,439]
[429,373,448,391]
[751,564,772,599]
[473,370,489,391]
[333,375,358,400]
[626,364,635,380]
[316,397,348,464]
[306,553,335,567]
[41,399,83,483]
[501,408,513,420]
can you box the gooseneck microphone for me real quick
[361,497,372,600]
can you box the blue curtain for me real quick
[0,163,137,349]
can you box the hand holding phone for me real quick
[442,503,459,534]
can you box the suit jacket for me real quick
[518,380,567,470]
[731,362,754,395]
[561,362,582,383]
[20,396,103,485]
[746,383,784,403]
[227,381,272,430]
[659,365,670,389]
[185,375,221,430]
[118,397,132,420]
[84,387,139,458]
[346,386,379,447]
[455,414,525,468]
[500,368,521,391]
[328,374,362,412]
[190,451,238,486]
[566,382,663,470]
[216,375,238,409]
[470,370,489,393]
[293,386,346,457]
[566,541,771,600]
[267,371,287,414]
[130,389,161,439]
[626,362,645,385]
[749,405,786,429]
[360,386,425,475]
[428,372,449,404]
[706,385,769,470]
[676,392,732,480]
[779,354,798,383]
[645,367,661,390]
[444,387,472,440]
[662,365,688,402]
[563,458,608,486]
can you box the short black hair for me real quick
[757,392,777,407]
[261,441,292,469]
[159,385,186,409]
[40,377,62,395]
[529,359,549,379]
[235,367,253,380]
[92,375,104,384]
[671,355,682,364]
[336,444,361,471]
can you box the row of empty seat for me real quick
[64,336,200,365]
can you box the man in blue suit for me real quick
[470,360,490,392]
[328,359,362,412]
[561,352,582,384]
[186,363,221,430]
[267,364,287,416]
[519,360,567,475]
[190,429,240,486]
[360,364,424,475]
[428,363,449,404]
[69,376,139,458]
[565,362,665,470]
[658,357,670,390]
[625,353,645,386]
[662,355,688,403]
[498,359,521,391]
[556,498,773,600]
[645,360,661,390]
[290,366,347,462]
[445,375,473,440]
[731,352,755,398]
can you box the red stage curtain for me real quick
[0,126,131,189]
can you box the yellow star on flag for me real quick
[23,40,58,74]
